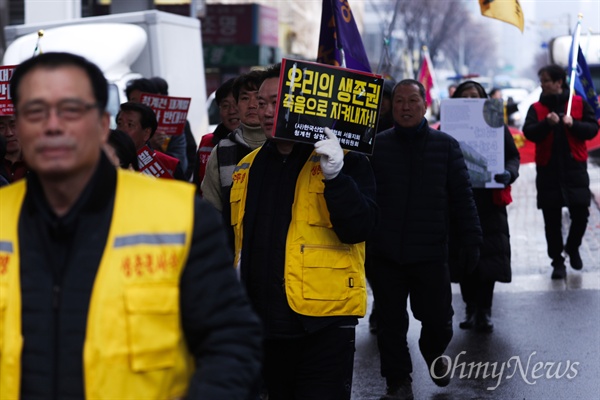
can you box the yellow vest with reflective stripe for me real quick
[230,148,366,317]
[0,170,195,400]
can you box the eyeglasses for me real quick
[219,102,237,111]
[0,119,16,135]
[18,99,100,122]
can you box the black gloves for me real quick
[459,246,480,275]
[494,170,512,186]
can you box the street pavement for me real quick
[352,161,600,399]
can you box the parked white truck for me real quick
[3,10,208,144]
[549,33,600,93]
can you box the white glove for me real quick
[314,127,344,180]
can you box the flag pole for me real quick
[567,13,583,117]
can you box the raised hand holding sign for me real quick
[314,127,344,180]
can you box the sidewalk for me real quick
[489,161,600,292]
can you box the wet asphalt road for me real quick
[352,162,600,399]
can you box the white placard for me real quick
[440,98,505,188]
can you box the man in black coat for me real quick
[368,79,482,400]
[523,64,599,279]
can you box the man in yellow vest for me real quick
[0,52,262,399]
[228,63,378,399]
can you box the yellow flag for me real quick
[479,0,524,33]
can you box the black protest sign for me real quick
[274,58,383,154]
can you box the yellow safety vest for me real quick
[230,148,367,317]
[0,170,195,399]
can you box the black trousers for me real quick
[367,257,454,382]
[263,324,356,400]
[542,206,589,263]
[459,273,495,311]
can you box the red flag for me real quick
[417,48,434,107]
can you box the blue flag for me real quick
[568,34,600,119]
[316,0,371,73]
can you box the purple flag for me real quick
[316,0,371,73]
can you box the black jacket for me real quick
[369,120,482,266]
[468,126,520,282]
[18,154,262,400]
[523,91,599,209]
[239,141,378,339]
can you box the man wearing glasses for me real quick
[0,52,262,399]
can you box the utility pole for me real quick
[458,28,466,75]
[376,0,401,78]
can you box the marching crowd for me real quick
[0,52,597,400]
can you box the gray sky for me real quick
[476,0,600,77]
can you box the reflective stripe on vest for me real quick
[0,171,195,399]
